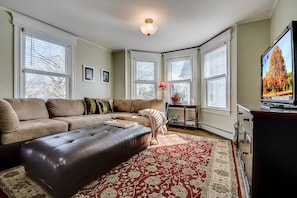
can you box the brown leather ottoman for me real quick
[20,124,151,198]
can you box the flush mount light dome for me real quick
[140,18,158,36]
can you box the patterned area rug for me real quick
[0,133,242,198]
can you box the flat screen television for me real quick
[261,21,297,108]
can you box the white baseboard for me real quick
[199,122,235,140]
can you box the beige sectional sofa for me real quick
[0,97,165,170]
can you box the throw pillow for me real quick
[84,97,99,114]
[97,99,113,114]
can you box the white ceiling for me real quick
[0,0,277,53]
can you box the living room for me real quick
[1,0,296,140]
[0,0,297,197]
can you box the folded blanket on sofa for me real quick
[138,108,168,144]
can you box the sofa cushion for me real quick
[53,114,112,131]
[84,97,100,114]
[97,99,113,114]
[113,99,132,112]
[1,119,68,145]
[5,98,49,121]
[0,99,20,134]
[47,99,85,117]
[131,99,165,113]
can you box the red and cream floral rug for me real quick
[0,133,242,198]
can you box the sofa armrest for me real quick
[0,99,20,136]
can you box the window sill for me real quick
[201,106,231,116]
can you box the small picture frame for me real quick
[83,65,95,82]
[101,69,110,83]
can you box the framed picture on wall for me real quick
[101,69,110,83]
[83,65,95,82]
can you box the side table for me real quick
[167,104,198,129]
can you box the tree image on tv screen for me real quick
[263,45,292,96]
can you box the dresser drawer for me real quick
[238,107,253,137]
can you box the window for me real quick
[22,33,70,99]
[200,29,231,114]
[163,49,197,104]
[13,12,76,99]
[167,59,192,103]
[130,51,161,99]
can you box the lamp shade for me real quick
[159,81,167,89]
[140,18,158,36]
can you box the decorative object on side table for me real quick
[171,114,179,123]
[171,92,183,104]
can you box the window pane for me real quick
[170,82,190,104]
[25,34,66,74]
[206,77,226,108]
[25,73,66,99]
[135,61,155,81]
[169,59,191,81]
[204,45,226,78]
[135,83,155,99]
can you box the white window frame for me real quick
[130,51,161,99]
[200,29,231,115]
[163,48,198,104]
[12,12,77,99]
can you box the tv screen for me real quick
[261,21,296,107]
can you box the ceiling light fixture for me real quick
[140,18,158,36]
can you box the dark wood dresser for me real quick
[237,104,297,198]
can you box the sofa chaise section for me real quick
[0,97,166,170]
[0,98,68,145]
[0,98,68,170]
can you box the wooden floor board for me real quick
[167,127,226,140]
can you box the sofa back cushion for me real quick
[47,99,85,117]
[131,99,165,113]
[0,99,20,133]
[113,99,132,112]
[5,98,49,121]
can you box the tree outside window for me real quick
[134,60,156,99]
[24,34,69,99]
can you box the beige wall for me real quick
[0,8,113,99]
[237,20,270,105]
[75,39,113,99]
[0,10,13,98]
[112,50,126,98]
[270,0,297,42]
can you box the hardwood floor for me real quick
[167,126,226,140]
